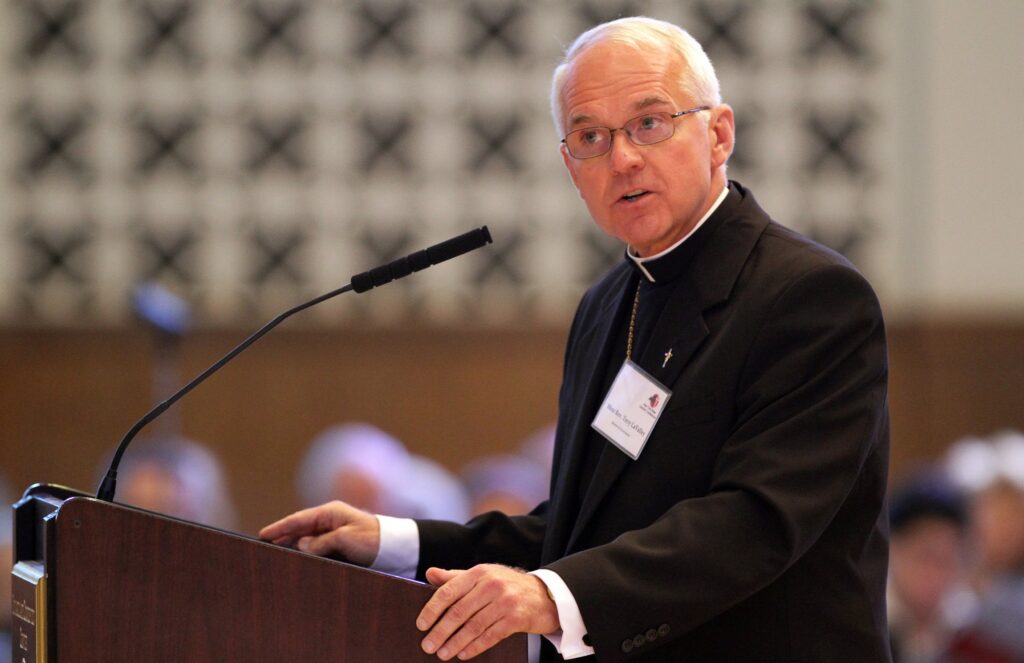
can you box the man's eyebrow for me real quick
[568,113,595,128]
[568,97,673,128]
[634,96,672,111]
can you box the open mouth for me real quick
[620,189,649,202]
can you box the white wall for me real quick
[886,0,1024,318]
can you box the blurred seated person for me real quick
[297,423,468,522]
[462,454,549,516]
[394,454,470,522]
[941,431,1024,662]
[1,473,13,662]
[113,436,238,531]
[887,471,973,663]
[946,432,1024,590]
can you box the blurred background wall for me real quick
[1,0,1022,534]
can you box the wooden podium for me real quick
[10,484,526,662]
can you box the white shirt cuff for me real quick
[371,515,419,579]
[530,569,594,659]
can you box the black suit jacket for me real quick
[419,183,891,662]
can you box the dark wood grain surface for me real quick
[51,497,525,662]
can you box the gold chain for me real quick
[626,282,641,360]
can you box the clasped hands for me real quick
[259,501,559,661]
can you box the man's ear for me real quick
[560,143,583,195]
[709,104,735,171]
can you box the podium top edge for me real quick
[20,483,92,502]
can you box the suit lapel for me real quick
[544,267,635,562]
[555,183,773,556]
[566,274,709,553]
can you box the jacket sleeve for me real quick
[415,502,548,580]
[545,262,889,660]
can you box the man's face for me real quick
[890,518,966,620]
[558,40,733,257]
[973,483,1024,571]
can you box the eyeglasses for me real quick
[561,106,711,159]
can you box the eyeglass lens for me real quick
[565,112,676,159]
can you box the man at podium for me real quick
[262,16,891,663]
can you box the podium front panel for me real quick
[47,497,524,662]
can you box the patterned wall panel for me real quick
[0,0,889,327]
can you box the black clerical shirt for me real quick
[573,183,737,511]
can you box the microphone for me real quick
[350,226,492,293]
[96,226,493,502]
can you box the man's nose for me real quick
[607,130,644,173]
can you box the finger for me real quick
[296,535,315,553]
[432,602,505,661]
[270,534,298,547]
[418,569,472,631]
[297,529,348,557]
[420,577,490,655]
[258,505,324,541]
[453,617,514,661]
[426,567,460,587]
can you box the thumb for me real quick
[425,567,461,586]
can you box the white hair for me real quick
[550,16,722,137]
[296,423,411,508]
[946,430,1024,493]
[388,454,470,522]
[296,423,470,521]
[117,436,239,530]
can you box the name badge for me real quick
[591,359,672,460]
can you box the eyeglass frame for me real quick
[560,105,712,159]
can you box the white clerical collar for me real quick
[628,184,730,283]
